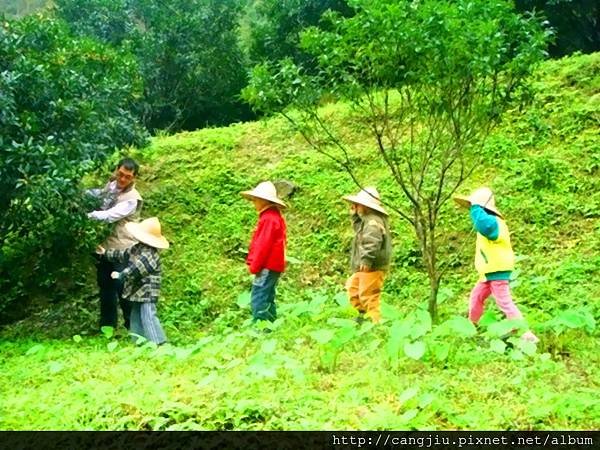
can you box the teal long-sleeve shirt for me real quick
[470,205,499,240]
[469,205,511,281]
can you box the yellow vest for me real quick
[474,217,515,279]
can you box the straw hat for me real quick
[453,187,502,217]
[343,186,388,216]
[125,217,170,249]
[240,181,287,208]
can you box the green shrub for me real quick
[0,15,147,321]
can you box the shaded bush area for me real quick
[54,0,253,132]
[240,0,355,69]
[516,0,599,57]
[0,15,148,322]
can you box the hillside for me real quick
[0,52,598,430]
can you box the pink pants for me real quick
[468,280,523,323]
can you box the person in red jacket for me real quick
[241,181,287,321]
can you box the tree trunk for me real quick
[414,211,441,322]
[428,273,440,322]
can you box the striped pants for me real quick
[129,302,167,345]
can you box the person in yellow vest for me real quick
[454,187,538,342]
[88,158,143,330]
[343,187,392,324]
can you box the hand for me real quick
[96,245,106,255]
[359,265,371,272]
[110,271,121,280]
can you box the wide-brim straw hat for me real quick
[343,186,388,216]
[241,181,287,208]
[453,187,503,218]
[125,217,170,249]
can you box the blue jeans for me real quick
[251,269,280,321]
[129,302,167,345]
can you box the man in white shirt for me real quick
[88,158,143,330]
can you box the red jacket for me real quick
[246,207,286,274]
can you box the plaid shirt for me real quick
[105,243,161,303]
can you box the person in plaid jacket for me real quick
[97,217,169,344]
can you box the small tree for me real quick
[243,0,549,320]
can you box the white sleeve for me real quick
[87,199,138,223]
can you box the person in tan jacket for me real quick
[343,187,392,323]
[87,158,143,330]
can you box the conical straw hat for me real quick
[241,181,286,207]
[453,187,502,217]
[343,186,388,215]
[125,217,169,249]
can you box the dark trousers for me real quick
[96,257,131,329]
[251,269,281,321]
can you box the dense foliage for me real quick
[243,0,550,319]
[0,0,48,18]
[55,0,252,131]
[1,52,598,430]
[515,0,600,57]
[241,0,354,68]
[0,1,597,432]
[0,15,147,321]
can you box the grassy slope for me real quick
[0,53,598,430]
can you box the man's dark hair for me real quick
[116,157,140,176]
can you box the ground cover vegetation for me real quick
[243,0,550,320]
[1,0,597,324]
[0,50,598,429]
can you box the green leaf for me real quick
[438,316,477,337]
[338,325,358,342]
[517,339,537,356]
[432,342,450,361]
[490,339,506,354]
[389,319,413,340]
[418,393,436,409]
[410,310,432,339]
[398,387,418,403]
[404,340,426,360]
[333,291,348,307]
[236,291,251,308]
[436,286,454,305]
[510,349,525,360]
[260,339,277,354]
[72,335,82,343]
[285,255,302,264]
[100,326,114,339]
[556,309,596,332]
[487,319,526,338]
[380,301,403,321]
[327,318,356,328]
[107,341,118,352]
[310,329,335,344]
[386,320,411,361]
[25,344,44,356]
[479,310,500,327]
[399,409,419,422]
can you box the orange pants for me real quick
[345,271,385,323]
